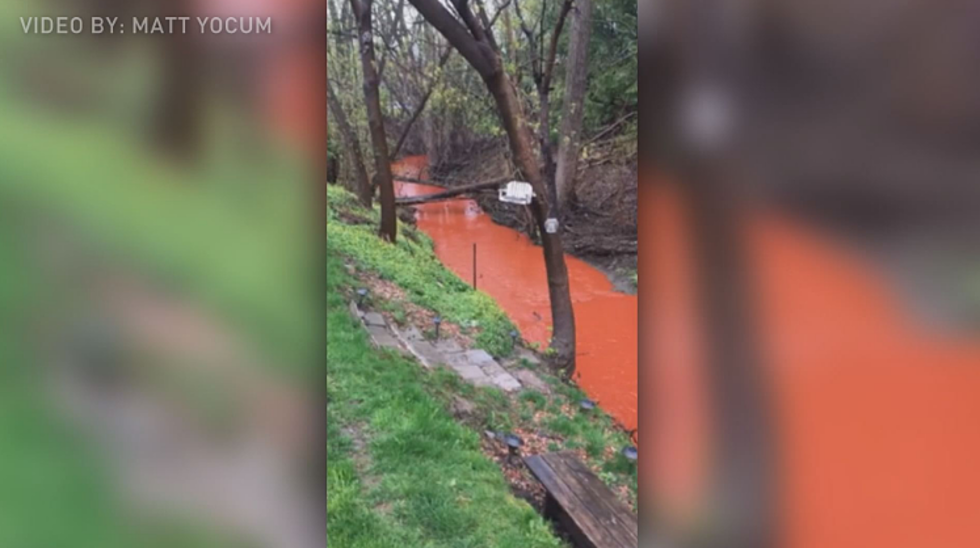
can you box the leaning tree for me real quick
[405,0,578,372]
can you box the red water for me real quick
[393,156,980,545]
[392,157,638,433]
[648,180,980,547]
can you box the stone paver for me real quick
[463,349,496,366]
[411,340,445,368]
[453,363,488,382]
[388,326,434,368]
[513,369,551,394]
[443,351,471,369]
[491,373,522,392]
[354,305,525,392]
[401,326,426,343]
[515,348,541,366]
[472,376,495,388]
[433,338,463,354]
[366,325,402,350]
[482,362,509,378]
[363,312,386,327]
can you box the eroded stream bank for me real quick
[392,156,639,434]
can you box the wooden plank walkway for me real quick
[525,452,638,548]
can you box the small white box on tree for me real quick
[498,181,534,205]
[544,218,559,234]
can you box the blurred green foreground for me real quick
[0,3,320,544]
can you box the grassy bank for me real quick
[0,87,314,371]
[0,84,311,544]
[327,185,516,355]
[327,186,638,542]
[327,255,562,547]
[0,210,253,547]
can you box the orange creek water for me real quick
[648,178,980,547]
[392,155,980,545]
[392,156,638,433]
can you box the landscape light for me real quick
[510,330,519,346]
[580,399,596,412]
[504,433,524,458]
[622,446,638,462]
[433,316,442,339]
[356,288,369,306]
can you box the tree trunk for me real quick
[555,0,593,209]
[352,0,398,241]
[484,68,576,373]
[405,0,577,372]
[538,85,558,209]
[327,80,373,207]
[538,0,573,215]
[663,0,775,541]
[681,169,774,548]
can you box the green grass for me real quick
[0,211,252,547]
[0,68,312,543]
[328,186,637,511]
[327,185,516,356]
[430,359,638,506]
[0,84,314,372]
[327,255,564,548]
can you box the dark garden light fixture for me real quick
[622,446,638,463]
[504,433,524,458]
[356,288,369,306]
[433,316,442,339]
[510,330,519,346]
[580,399,596,413]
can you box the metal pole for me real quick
[472,243,477,289]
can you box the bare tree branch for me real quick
[389,46,454,160]
[489,0,512,28]
[473,0,501,52]
[408,0,495,76]
[351,0,399,241]
[542,0,573,92]
[453,0,488,43]
[512,0,539,79]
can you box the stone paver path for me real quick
[350,300,527,392]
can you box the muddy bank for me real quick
[428,140,638,292]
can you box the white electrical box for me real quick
[498,181,534,205]
[544,218,559,234]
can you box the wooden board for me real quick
[525,452,638,548]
